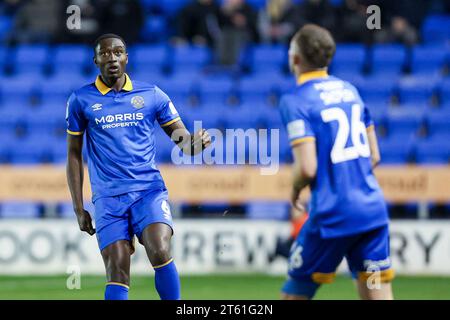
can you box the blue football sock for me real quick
[154,258,181,300]
[105,282,129,300]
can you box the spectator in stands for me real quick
[299,0,336,34]
[258,0,304,44]
[173,0,222,47]
[335,0,373,43]
[374,0,427,45]
[0,0,23,16]
[216,0,259,65]
[10,0,61,44]
[57,0,104,44]
[99,0,144,44]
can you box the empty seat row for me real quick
[2,72,450,109]
[0,42,449,78]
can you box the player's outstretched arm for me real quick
[291,141,317,210]
[162,120,211,156]
[367,126,381,168]
[66,134,95,235]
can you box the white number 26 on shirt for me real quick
[321,104,371,164]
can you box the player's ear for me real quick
[294,53,301,67]
[126,52,128,65]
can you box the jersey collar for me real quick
[297,70,329,85]
[95,73,133,95]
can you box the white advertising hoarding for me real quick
[0,219,449,275]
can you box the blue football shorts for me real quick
[282,221,394,298]
[93,188,173,252]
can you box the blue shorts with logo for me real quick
[282,221,394,298]
[93,188,173,252]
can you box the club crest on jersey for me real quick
[131,96,145,109]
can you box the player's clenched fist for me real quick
[192,129,212,154]
[76,209,96,235]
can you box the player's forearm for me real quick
[66,154,85,214]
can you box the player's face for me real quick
[94,38,128,79]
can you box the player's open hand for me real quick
[192,129,211,154]
[75,209,96,235]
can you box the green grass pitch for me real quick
[0,274,449,300]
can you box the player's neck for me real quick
[100,74,126,92]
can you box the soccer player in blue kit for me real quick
[66,34,211,300]
[279,25,394,300]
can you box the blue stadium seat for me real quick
[385,107,424,138]
[371,44,406,77]
[13,44,49,75]
[59,201,95,219]
[222,104,260,129]
[410,45,448,76]
[277,76,296,94]
[159,0,190,15]
[0,15,13,42]
[250,44,287,74]
[356,76,395,103]
[130,44,168,74]
[397,76,437,105]
[130,70,166,86]
[198,76,235,106]
[439,78,450,105]
[330,44,366,77]
[52,44,89,76]
[159,75,195,97]
[365,102,388,126]
[48,136,67,163]
[27,100,67,129]
[9,134,53,164]
[39,76,78,103]
[421,15,450,43]
[172,45,212,72]
[258,105,283,129]
[0,103,27,129]
[426,108,450,137]
[0,129,15,163]
[140,15,167,42]
[0,201,41,218]
[378,135,414,164]
[245,0,267,9]
[246,202,289,220]
[0,45,9,73]
[239,76,279,105]
[415,136,450,164]
[0,76,37,104]
[181,104,223,132]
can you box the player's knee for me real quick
[148,238,172,265]
[105,261,130,284]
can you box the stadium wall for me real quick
[0,165,449,203]
[0,219,449,276]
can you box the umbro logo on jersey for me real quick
[91,103,102,111]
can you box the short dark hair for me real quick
[293,24,336,69]
[93,33,126,54]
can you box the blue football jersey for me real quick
[280,71,389,238]
[66,74,181,202]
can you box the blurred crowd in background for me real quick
[1,0,450,65]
